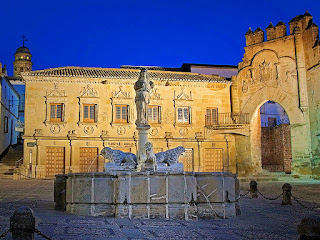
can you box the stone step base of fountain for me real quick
[55,171,239,220]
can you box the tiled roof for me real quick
[22,66,229,83]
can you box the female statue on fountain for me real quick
[134,69,154,127]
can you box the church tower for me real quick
[13,35,32,77]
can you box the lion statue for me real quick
[101,147,137,169]
[155,146,185,169]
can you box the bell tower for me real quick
[13,35,32,77]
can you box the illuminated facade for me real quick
[20,12,320,178]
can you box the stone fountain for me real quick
[54,69,239,220]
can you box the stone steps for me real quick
[0,145,23,179]
[238,172,299,182]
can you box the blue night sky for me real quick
[0,0,320,76]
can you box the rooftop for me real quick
[22,66,229,83]
[15,46,31,54]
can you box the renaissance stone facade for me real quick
[21,68,241,178]
[20,11,320,178]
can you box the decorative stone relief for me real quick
[112,86,131,99]
[84,126,94,135]
[149,127,158,136]
[179,127,188,136]
[258,60,273,84]
[46,83,66,97]
[242,80,249,93]
[284,69,296,82]
[50,124,61,134]
[174,86,192,101]
[79,84,98,97]
[117,126,126,135]
[149,87,162,100]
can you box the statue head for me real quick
[139,68,148,80]
[144,142,153,151]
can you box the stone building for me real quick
[0,62,20,156]
[20,11,320,178]
[8,43,33,123]
[234,11,320,176]
[21,68,247,178]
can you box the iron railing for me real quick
[205,112,250,126]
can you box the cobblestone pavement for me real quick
[0,179,319,239]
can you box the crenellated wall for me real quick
[235,11,320,177]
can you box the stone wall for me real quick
[234,12,320,176]
[261,124,292,173]
[55,171,239,220]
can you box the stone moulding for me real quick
[55,171,239,220]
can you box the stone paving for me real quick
[0,179,319,239]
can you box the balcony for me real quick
[205,112,250,129]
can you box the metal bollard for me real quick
[282,183,292,205]
[249,180,258,198]
[10,207,36,240]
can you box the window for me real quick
[147,106,161,124]
[177,107,191,124]
[206,108,218,125]
[50,103,63,122]
[20,67,24,72]
[4,116,8,133]
[83,104,95,123]
[115,105,128,123]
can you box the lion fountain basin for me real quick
[54,171,239,220]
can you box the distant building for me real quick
[260,101,289,127]
[181,63,238,79]
[0,62,20,156]
[8,43,33,123]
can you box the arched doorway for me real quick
[260,101,291,173]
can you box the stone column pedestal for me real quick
[136,126,150,152]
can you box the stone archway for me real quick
[259,101,291,173]
[240,86,311,176]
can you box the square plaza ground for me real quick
[0,179,319,239]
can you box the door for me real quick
[203,148,224,172]
[80,147,99,172]
[46,147,65,177]
[179,148,194,172]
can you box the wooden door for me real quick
[80,147,99,172]
[46,147,65,177]
[203,148,223,172]
[179,148,194,172]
